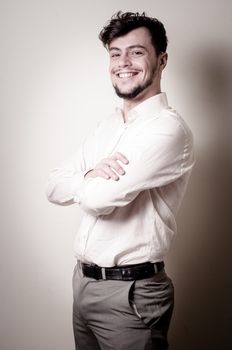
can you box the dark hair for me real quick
[99,11,168,56]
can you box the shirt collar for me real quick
[115,92,169,124]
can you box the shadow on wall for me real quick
[166,45,232,350]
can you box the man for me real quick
[46,11,194,350]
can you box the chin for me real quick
[114,85,143,99]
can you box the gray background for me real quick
[1,0,232,349]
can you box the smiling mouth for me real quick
[116,72,139,79]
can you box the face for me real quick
[109,27,167,102]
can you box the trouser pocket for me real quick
[128,270,174,331]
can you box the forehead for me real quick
[109,27,153,51]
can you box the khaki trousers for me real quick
[72,261,174,350]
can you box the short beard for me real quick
[113,75,154,100]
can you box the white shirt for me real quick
[46,93,194,267]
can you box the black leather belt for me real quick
[81,261,164,281]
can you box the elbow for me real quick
[46,183,75,206]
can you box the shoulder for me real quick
[131,107,194,158]
[147,107,194,146]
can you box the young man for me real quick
[46,12,194,350]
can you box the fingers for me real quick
[101,152,129,180]
[86,152,129,181]
[96,162,120,181]
[95,168,112,180]
[112,152,129,165]
[102,158,125,176]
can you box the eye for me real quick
[131,50,144,57]
[110,52,120,59]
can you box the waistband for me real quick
[81,261,164,281]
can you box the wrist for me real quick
[84,169,94,179]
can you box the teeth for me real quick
[118,72,135,78]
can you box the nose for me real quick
[118,52,132,68]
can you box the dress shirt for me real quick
[46,93,194,267]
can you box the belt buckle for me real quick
[101,267,107,280]
[153,263,158,274]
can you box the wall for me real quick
[1,0,231,349]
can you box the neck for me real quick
[123,86,161,122]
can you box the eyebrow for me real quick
[109,45,148,52]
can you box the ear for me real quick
[159,52,168,70]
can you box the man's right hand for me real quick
[85,152,129,181]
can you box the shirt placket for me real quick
[106,122,128,156]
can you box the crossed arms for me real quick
[46,120,194,217]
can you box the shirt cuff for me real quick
[73,169,93,204]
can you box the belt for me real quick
[81,261,164,281]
